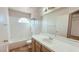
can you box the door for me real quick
[35,41,41,52]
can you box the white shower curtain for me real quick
[9,9,31,42]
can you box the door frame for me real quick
[67,10,79,38]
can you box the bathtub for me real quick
[8,39,32,50]
[0,42,8,52]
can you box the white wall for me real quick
[42,7,79,37]
[9,7,31,13]
[10,7,42,19]
[0,7,9,42]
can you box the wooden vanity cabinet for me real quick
[32,38,52,52]
[32,39,42,52]
[35,41,42,52]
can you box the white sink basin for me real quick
[43,38,53,43]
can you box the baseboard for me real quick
[70,35,79,40]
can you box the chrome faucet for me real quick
[48,30,58,40]
[49,37,53,40]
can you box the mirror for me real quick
[42,11,56,38]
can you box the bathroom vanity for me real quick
[32,34,79,52]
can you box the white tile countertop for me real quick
[32,33,79,52]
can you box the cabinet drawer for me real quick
[32,39,36,52]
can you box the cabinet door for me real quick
[32,39,53,52]
[35,41,41,52]
[32,39,36,52]
[41,46,51,52]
